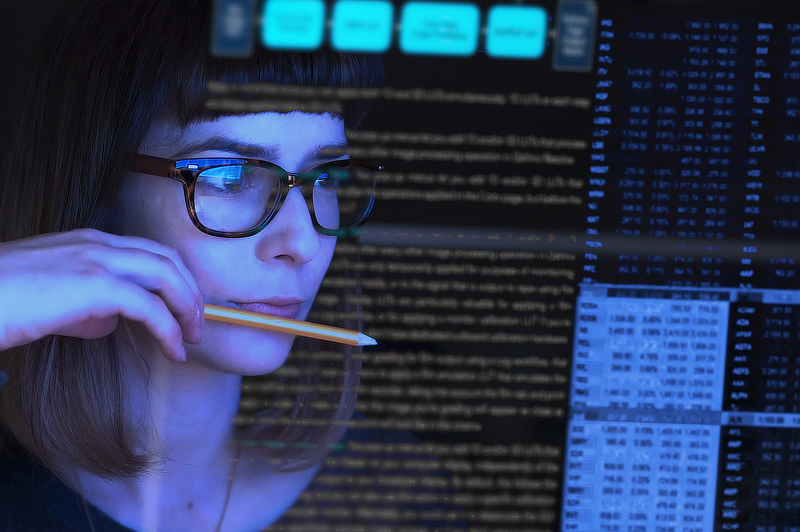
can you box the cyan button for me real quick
[399,2,479,56]
[331,0,394,53]
[261,0,325,50]
[486,5,547,59]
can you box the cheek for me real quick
[316,236,337,277]
[112,174,187,239]
[179,240,239,293]
[322,236,336,262]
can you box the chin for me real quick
[188,323,297,376]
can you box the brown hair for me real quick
[0,0,380,478]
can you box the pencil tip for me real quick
[359,333,377,346]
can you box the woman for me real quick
[0,1,382,530]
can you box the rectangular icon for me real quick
[261,0,325,50]
[399,2,480,56]
[210,0,256,57]
[552,0,598,71]
[486,5,547,60]
[331,0,394,53]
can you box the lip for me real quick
[228,299,304,319]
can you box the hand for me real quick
[0,228,205,362]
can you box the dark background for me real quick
[0,1,63,164]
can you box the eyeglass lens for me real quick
[191,162,374,234]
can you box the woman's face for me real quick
[114,112,342,374]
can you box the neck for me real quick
[71,320,245,531]
[133,349,242,466]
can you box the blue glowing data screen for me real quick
[199,2,800,530]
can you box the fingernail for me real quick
[196,306,205,342]
[178,345,187,362]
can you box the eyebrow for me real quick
[171,136,279,160]
[170,136,350,163]
[308,141,350,161]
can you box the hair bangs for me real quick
[154,9,383,130]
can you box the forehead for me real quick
[141,112,347,162]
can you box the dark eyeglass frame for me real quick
[131,154,380,238]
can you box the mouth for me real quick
[228,299,304,320]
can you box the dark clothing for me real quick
[0,441,131,531]
[0,428,465,531]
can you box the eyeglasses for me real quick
[131,154,380,238]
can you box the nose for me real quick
[254,186,321,265]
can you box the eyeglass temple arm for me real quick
[131,153,172,178]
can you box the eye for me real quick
[316,173,340,191]
[315,163,353,188]
[197,166,247,193]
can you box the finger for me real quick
[79,245,204,345]
[12,279,186,362]
[2,229,205,350]
[66,229,205,308]
[89,278,188,362]
[116,236,204,308]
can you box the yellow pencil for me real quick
[204,304,377,347]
